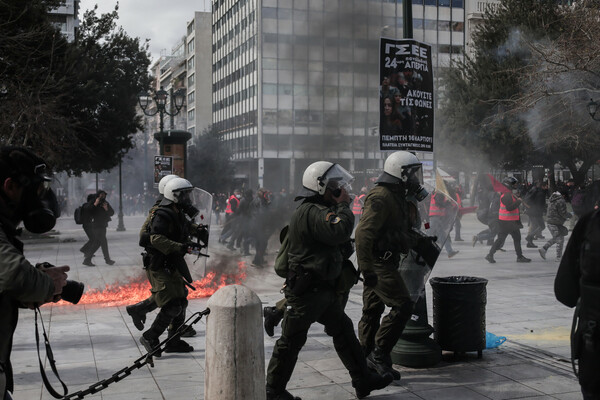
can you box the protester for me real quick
[539,189,572,262]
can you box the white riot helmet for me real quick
[298,161,354,198]
[158,174,178,195]
[163,177,193,204]
[378,151,428,201]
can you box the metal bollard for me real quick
[205,284,266,400]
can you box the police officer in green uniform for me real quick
[356,151,428,380]
[139,177,202,356]
[263,240,357,337]
[266,161,392,400]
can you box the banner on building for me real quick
[379,38,434,152]
[154,155,173,187]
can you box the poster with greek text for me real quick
[379,38,433,152]
[153,155,173,187]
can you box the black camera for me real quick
[37,262,85,304]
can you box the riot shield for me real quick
[399,182,458,302]
[186,188,213,277]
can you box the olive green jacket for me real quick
[355,184,418,273]
[288,199,354,281]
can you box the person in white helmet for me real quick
[265,161,392,400]
[355,150,428,381]
[126,175,196,341]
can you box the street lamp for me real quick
[587,98,600,121]
[116,153,125,231]
[138,86,186,154]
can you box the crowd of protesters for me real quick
[216,188,294,267]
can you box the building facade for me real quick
[212,0,471,192]
[186,12,214,139]
[48,0,80,42]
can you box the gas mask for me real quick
[18,183,60,234]
[177,190,199,219]
[404,166,428,202]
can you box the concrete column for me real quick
[205,285,265,400]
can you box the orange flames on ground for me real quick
[55,261,248,307]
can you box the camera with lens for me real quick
[37,262,85,304]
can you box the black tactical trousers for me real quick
[266,287,368,391]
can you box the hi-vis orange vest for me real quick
[225,195,240,214]
[498,193,520,221]
[352,194,366,216]
[429,194,446,217]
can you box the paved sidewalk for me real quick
[10,213,582,399]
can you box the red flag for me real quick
[487,174,511,193]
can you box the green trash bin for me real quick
[429,276,488,358]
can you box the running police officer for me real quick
[139,178,203,356]
[355,150,428,381]
[265,161,392,400]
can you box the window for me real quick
[452,0,463,7]
[188,109,195,121]
[188,73,195,87]
[187,38,194,52]
[188,56,194,70]
[263,7,277,18]
[188,91,195,104]
[451,21,464,32]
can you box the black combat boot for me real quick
[179,324,197,338]
[353,369,394,399]
[264,306,284,337]
[140,333,162,358]
[126,298,157,331]
[366,347,401,380]
[265,386,301,400]
[164,330,194,353]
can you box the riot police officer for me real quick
[265,161,392,400]
[139,178,200,355]
[355,151,428,380]
[126,174,200,336]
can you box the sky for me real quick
[78,0,211,63]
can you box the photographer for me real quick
[0,146,69,399]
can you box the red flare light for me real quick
[54,261,248,307]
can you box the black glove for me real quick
[362,270,378,287]
[180,242,194,255]
[195,224,209,245]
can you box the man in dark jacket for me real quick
[485,177,531,263]
[79,193,97,256]
[555,209,600,399]
[266,161,392,400]
[0,146,69,399]
[524,181,548,247]
[539,190,572,261]
[83,190,115,266]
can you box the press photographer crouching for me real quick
[0,146,75,400]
